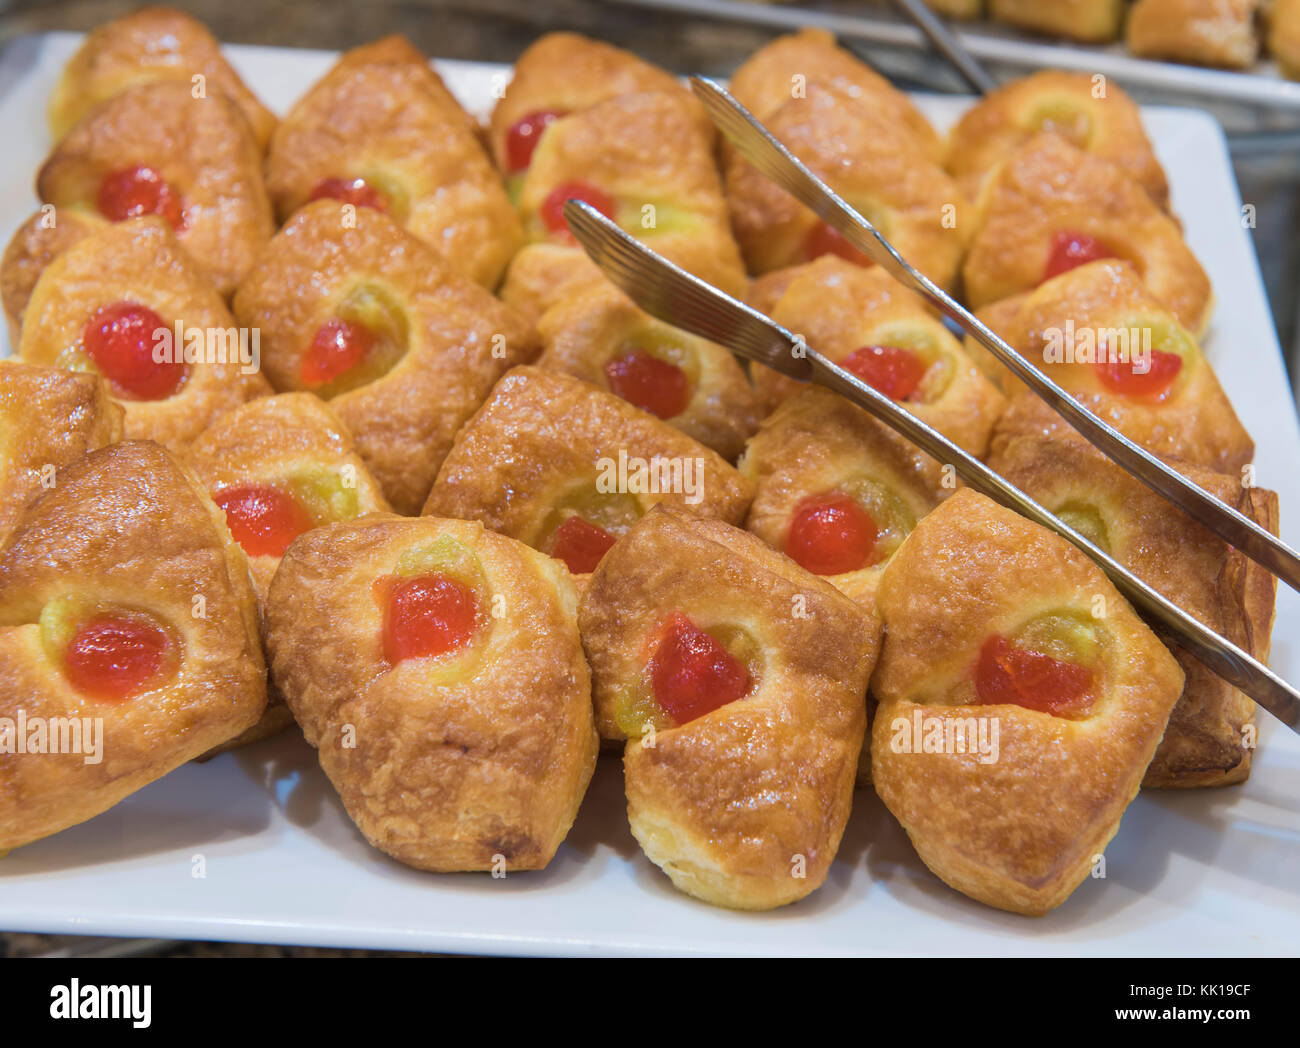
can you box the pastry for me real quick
[48,5,275,149]
[944,71,1169,209]
[1,210,105,345]
[986,259,1252,473]
[1127,0,1262,69]
[498,242,606,328]
[871,489,1185,915]
[989,430,1277,788]
[18,216,272,452]
[265,36,521,290]
[960,292,1030,395]
[0,363,123,543]
[988,0,1125,41]
[749,256,1007,456]
[186,392,392,750]
[422,366,754,577]
[963,133,1213,335]
[37,79,274,296]
[536,280,763,460]
[1269,0,1300,78]
[264,514,598,872]
[578,506,878,908]
[0,440,266,852]
[232,200,537,514]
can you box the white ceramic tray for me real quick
[0,33,1298,957]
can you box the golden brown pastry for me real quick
[1127,0,1262,69]
[0,440,266,852]
[232,200,537,514]
[422,366,754,578]
[264,514,598,872]
[989,431,1277,788]
[1269,0,1300,78]
[960,292,1031,395]
[579,506,879,908]
[186,392,392,750]
[964,133,1213,335]
[48,5,275,149]
[498,242,607,329]
[988,0,1125,41]
[38,80,274,296]
[929,0,983,14]
[536,280,762,461]
[0,363,123,543]
[1,209,105,345]
[18,217,272,452]
[750,256,1007,456]
[871,489,1184,915]
[986,260,1252,473]
[265,36,521,290]
[944,71,1169,209]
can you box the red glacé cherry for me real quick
[97,165,188,231]
[383,573,479,664]
[307,176,389,213]
[214,485,314,559]
[82,301,185,401]
[1094,348,1183,401]
[804,221,872,267]
[65,614,170,700]
[505,109,566,173]
[785,492,877,576]
[604,350,690,419]
[301,319,374,388]
[649,612,751,726]
[973,634,1093,716]
[1044,230,1113,280]
[841,344,928,401]
[541,181,615,238]
[551,516,618,575]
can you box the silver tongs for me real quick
[560,81,1300,734]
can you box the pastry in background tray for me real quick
[422,366,753,581]
[988,0,1125,42]
[1127,0,1262,70]
[944,71,1169,209]
[186,393,391,751]
[232,200,537,515]
[1,210,105,345]
[964,133,1212,335]
[0,363,123,544]
[0,441,266,853]
[1269,0,1300,79]
[266,36,521,290]
[38,79,274,297]
[536,280,762,461]
[987,259,1252,473]
[18,217,272,452]
[579,507,878,909]
[265,515,597,873]
[989,430,1277,789]
[871,489,1184,916]
[48,5,276,150]
[747,257,1007,455]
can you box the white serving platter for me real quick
[0,32,1298,957]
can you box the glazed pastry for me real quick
[989,430,1277,788]
[1127,0,1261,69]
[186,393,392,750]
[1269,0,1300,79]
[232,200,537,514]
[987,260,1252,473]
[871,489,1184,916]
[264,515,598,872]
[536,280,763,460]
[0,441,266,852]
[513,91,747,299]
[988,0,1125,41]
[0,363,123,543]
[944,71,1169,209]
[727,29,941,161]
[18,217,272,452]
[1,210,105,346]
[740,387,947,612]
[578,506,878,908]
[749,257,1007,456]
[48,5,275,149]
[265,36,521,290]
[422,366,754,577]
[963,133,1213,335]
[725,85,966,287]
[38,80,274,297]
[498,242,606,328]
[960,292,1030,395]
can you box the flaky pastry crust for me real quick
[1127,0,1261,69]
[1,210,105,345]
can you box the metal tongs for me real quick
[561,77,1300,734]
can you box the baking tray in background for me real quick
[0,33,1298,956]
